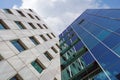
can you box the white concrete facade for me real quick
[0,9,61,80]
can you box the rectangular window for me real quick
[51,47,58,53]
[11,39,27,52]
[15,21,26,29]
[37,24,43,29]
[51,33,56,38]
[40,35,47,41]
[10,74,23,80]
[28,23,36,29]
[31,59,45,73]
[29,9,33,12]
[44,51,53,61]
[56,43,60,49]
[17,10,26,17]
[0,20,9,29]
[3,9,13,14]
[29,36,40,45]
[35,16,40,20]
[54,78,57,80]
[0,54,3,61]
[43,24,48,29]
[47,34,52,39]
[28,13,34,19]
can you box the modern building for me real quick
[59,9,120,80]
[0,9,61,80]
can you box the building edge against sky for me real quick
[0,9,61,80]
[59,9,120,80]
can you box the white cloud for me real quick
[16,0,109,35]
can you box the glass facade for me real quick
[59,9,120,80]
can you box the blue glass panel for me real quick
[11,40,25,52]
[74,41,84,51]
[102,33,120,49]
[31,60,44,73]
[94,71,109,80]
[0,23,5,29]
[30,37,39,45]
[104,61,120,80]
[82,52,95,66]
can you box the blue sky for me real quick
[0,0,22,8]
[0,0,120,9]
[0,0,120,35]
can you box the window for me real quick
[15,21,26,29]
[29,9,33,12]
[43,24,48,29]
[29,36,40,45]
[35,16,40,20]
[3,9,13,14]
[44,51,53,61]
[31,59,45,73]
[47,34,52,39]
[51,47,58,53]
[10,74,23,80]
[0,20,9,29]
[54,78,57,80]
[0,54,3,61]
[28,23,36,29]
[40,35,47,41]
[17,10,26,17]
[51,33,56,38]
[37,24,43,29]
[28,13,34,19]
[11,39,27,52]
[66,69,70,77]
[56,43,60,49]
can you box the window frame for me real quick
[31,59,46,73]
[29,36,40,45]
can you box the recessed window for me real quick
[15,21,26,29]
[0,54,3,61]
[17,10,26,17]
[47,34,52,39]
[11,39,27,52]
[51,47,58,53]
[51,33,56,38]
[54,78,57,80]
[29,36,40,45]
[56,43,60,49]
[44,51,53,61]
[28,13,34,19]
[35,16,40,20]
[28,23,36,29]
[40,35,47,41]
[31,59,45,73]
[43,24,48,29]
[0,20,9,29]
[29,9,33,12]
[37,24,43,29]
[10,74,23,80]
[3,9,13,14]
